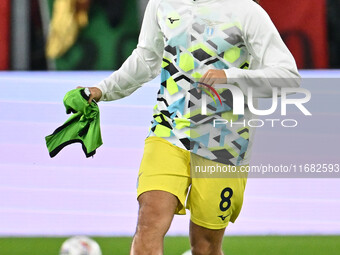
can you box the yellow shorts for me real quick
[137,136,248,230]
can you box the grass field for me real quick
[0,236,340,255]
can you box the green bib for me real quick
[45,88,103,157]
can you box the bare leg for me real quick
[190,221,226,255]
[130,190,179,255]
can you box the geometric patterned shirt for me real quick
[96,0,300,166]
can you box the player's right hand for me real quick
[77,86,102,104]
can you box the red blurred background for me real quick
[261,0,329,69]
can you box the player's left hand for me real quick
[198,69,228,92]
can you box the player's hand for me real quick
[77,86,102,104]
[198,69,228,92]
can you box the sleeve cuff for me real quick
[94,80,107,102]
[223,67,243,85]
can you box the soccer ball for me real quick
[59,236,102,255]
[181,250,192,255]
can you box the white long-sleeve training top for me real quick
[96,0,300,166]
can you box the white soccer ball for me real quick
[181,250,192,255]
[59,236,102,255]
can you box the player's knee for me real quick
[136,191,177,234]
[191,243,217,255]
[191,238,223,255]
[132,215,165,254]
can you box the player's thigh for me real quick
[136,190,179,235]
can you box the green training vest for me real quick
[45,88,103,157]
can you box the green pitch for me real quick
[0,236,339,255]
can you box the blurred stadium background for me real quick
[0,0,340,254]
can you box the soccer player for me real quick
[85,0,300,254]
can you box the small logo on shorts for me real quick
[218,214,230,221]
